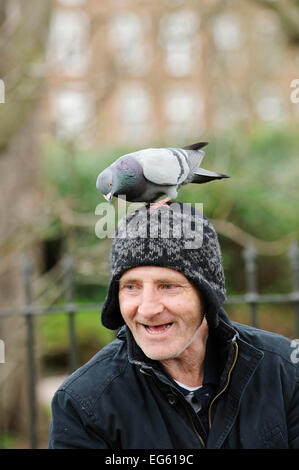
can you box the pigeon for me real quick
[96,142,229,208]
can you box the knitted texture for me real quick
[101,202,226,329]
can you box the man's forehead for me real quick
[119,266,189,283]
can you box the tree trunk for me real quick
[0,0,52,447]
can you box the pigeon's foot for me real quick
[149,197,172,210]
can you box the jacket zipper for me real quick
[208,340,239,430]
[170,387,206,448]
[180,341,238,447]
[184,402,206,448]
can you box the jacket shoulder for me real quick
[55,337,128,414]
[233,321,295,365]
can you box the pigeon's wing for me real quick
[192,167,229,184]
[182,142,208,171]
[135,148,190,186]
[183,142,208,151]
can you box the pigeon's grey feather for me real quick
[135,148,190,186]
[96,142,229,204]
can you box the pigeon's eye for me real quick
[109,182,112,187]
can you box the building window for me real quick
[58,0,86,5]
[47,9,90,77]
[253,85,287,122]
[211,13,243,51]
[51,87,94,140]
[159,10,199,77]
[108,12,152,76]
[164,87,205,136]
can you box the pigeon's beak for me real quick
[103,192,112,204]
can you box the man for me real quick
[49,203,299,449]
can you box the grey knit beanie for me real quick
[101,202,226,330]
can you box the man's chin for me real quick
[141,345,181,362]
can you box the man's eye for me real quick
[124,284,136,291]
[161,284,175,290]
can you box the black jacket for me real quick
[49,309,299,449]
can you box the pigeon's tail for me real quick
[191,168,229,184]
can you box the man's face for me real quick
[118,266,205,361]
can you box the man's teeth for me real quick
[144,323,173,334]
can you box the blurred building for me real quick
[44,0,299,146]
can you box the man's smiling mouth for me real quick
[143,322,173,335]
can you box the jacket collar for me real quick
[118,309,264,449]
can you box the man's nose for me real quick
[137,287,164,318]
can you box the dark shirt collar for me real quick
[202,333,220,386]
